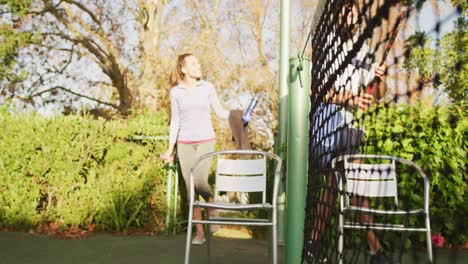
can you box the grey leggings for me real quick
[177,141,215,201]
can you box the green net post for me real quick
[276,0,291,244]
[286,57,311,263]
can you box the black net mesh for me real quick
[304,0,466,263]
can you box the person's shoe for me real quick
[210,224,220,233]
[306,251,328,263]
[370,248,392,264]
[191,236,206,245]
[306,240,327,263]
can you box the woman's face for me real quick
[182,55,202,79]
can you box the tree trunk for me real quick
[137,0,166,112]
[43,0,134,114]
[108,60,132,113]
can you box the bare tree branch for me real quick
[29,85,119,109]
[89,80,113,87]
[60,3,119,60]
[28,0,64,15]
[63,0,102,27]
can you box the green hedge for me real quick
[0,108,170,233]
[363,103,467,245]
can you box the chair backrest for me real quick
[332,154,431,212]
[215,155,267,203]
[340,155,399,207]
[189,150,281,205]
[216,157,267,191]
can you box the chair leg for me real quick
[338,211,344,264]
[272,208,277,264]
[184,204,194,264]
[397,215,410,263]
[425,214,433,263]
[267,211,272,263]
[206,210,212,264]
[267,226,273,263]
[272,223,278,264]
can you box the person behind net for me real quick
[160,53,230,245]
[309,2,391,263]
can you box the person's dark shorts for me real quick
[336,127,364,158]
[311,126,364,169]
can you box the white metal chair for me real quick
[331,154,433,264]
[184,150,282,264]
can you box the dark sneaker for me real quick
[306,240,328,263]
[370,248,392,264]
[305,251,328,263]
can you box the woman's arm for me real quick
[325,86,373,110]
[208,83,230,120]
[324,64,386,109]
[160,90,179,162]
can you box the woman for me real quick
[160,53,229,245]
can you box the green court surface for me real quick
[0,231,283,264]
[0,231,466,264]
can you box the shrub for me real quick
[0,110,170,234]
[362,103,467,245]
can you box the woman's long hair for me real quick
[169,53,192,87]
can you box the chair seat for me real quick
[343,221,429,232]
[344,206,425,215]
[345,222,405,228]
[194,201,273,211]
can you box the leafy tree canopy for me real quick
[405,16,467,103]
